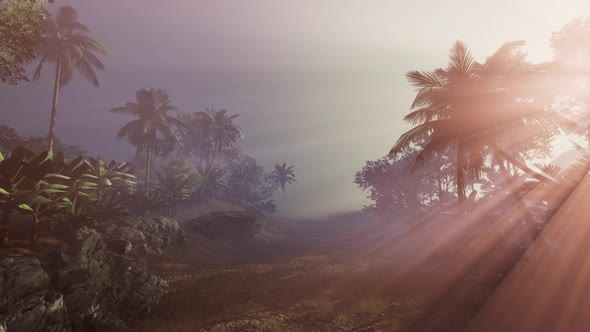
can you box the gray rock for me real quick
[136,217,184,254]
[69,305,126,332]
[0,225,170,332]
[118,227,149,254]
[106,239,133,256]
[192,210,260,239]
[0,259,69,332]
[105,256,168,322]
[47,228,112,319]
[99,217,184,255]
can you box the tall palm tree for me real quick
[389,41,567,207]
[191,109,243,198]
[272,162,296,192]
[110,88,184,192]
[32,5,106,152]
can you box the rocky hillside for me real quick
[0,199,268,332]
[0,216,185,332]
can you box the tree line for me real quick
[356,18,590,239]
[0,1,296,247]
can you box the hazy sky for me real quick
[1,0,587,217]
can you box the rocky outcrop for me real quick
[192,210,260,239]
[0,258,69,332]
[106,239,132,256]
[100,217,185,255]
[105,256,167,322]
[0,227,169,332]
[43,228,112,325]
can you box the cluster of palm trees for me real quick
[374,23,589,236]
[184,109,244,198]
[4,3,296,209]
[0,3,300,249]
[390,41,566,203]
[108,89,297,213]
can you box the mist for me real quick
[2,0,583,217]
[3,0,590,331]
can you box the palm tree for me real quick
[191,109,243,198]
[388,41,576,241]
[271,162,296,192]
[390,41,566,208]
[110,88,184,192]
[32,5,106,152]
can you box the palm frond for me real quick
[74,56,99,86]
[563,153,590,183]
[55,6,79,27]
[389,123,431,157]
[410,86,444,109]
[116,119,145,140]
[448,40,474,74]
[80,48,105,70]
[406,70,445,89]
[404,106,448,125]
[68,35,107,54]
[411,131,456,170]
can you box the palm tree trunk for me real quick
[497,157,539,239]
[456,143,467,204]
[199,157,214,199]
[146,142,152,193]
[199,140,219,199]
[48,61,62,152]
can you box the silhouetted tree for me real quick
[225,154,278,214]
[180,109,243,198]
[271,162,296,192]
[110,88,184,192]
[551,18,590,67]
[32,5,106,151]
[356,136,455,214]
[389,41,566,207]
[549,18,590,144]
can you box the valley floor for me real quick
[131,207,519,332]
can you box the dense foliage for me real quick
[0,0,46,84]
[0,146,139,246]
[356,18,590,241]
[355,152,455,214]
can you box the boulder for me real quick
[106,256,168,322]
[0,227,169,332]
[106,239,133,256]
[0,223,174,332]
[0,258,69,332]
[46,228,112,319]
[100,217,184,255]
[192,210,260,239]
[136,217,185,254]
[37,228,114,330]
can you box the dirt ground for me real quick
[131,206,523,332]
